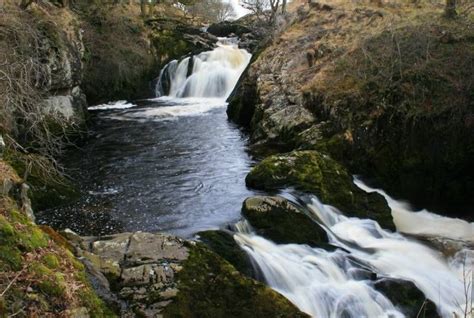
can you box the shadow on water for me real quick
[36,98,263,237]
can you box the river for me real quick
[37,39,473,318]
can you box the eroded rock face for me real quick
[246,151,394,230]
[71,230,307,317]
[374,279,439,318]
[228,2,474,219]
[242,196,330,248]
[74,232,189,317]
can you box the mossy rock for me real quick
[162,243,308,318]
[246,151,394,230]
[242,196,330,248]
[197,230,255,278]
[374,279,439,318]
[0,191,115,317]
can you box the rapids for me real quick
[235,183,473,318]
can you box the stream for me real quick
[37,39,473,318]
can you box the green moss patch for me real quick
[246,151,394,230]
[162,243,308,318]
[0,188,114,317]
[198,230,255,278]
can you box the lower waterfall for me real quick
[156,39,251,99]
[234,181,473,318]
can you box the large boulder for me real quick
[197,230,255,278]
[374,279,439,318]
[242,196,330,248]
[73,231,308,317]
[246,151,394,230]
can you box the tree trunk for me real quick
[140,0,148,17]
[445,0,457,18]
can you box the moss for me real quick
[39,226,74,251]
[162,243,308,318]
[42,254,60,269]
[30,262,52,276]
[78,289,117,317]
[26,228,49,249]
[246,151,394,230]
[0,164,115,316]
[0,246,23,271]
[242,196,331,248]
[38,274,66,298]
[197,230,255,278]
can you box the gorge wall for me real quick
[228,1,474,220]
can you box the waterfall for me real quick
[235,184,473,318]
[156,40,251,100]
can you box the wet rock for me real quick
[374,278,439,317]
[161,243,309,318]
[246,151,395,230]
[242,196,330,248]
[198,230,256,278]
[73,231,308,317]
[208,21,252,37]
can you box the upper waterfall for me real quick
[156,39,251,100]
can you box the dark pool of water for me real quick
[36,98,262,237]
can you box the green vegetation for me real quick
[246,151,394,229]
[305,9,474,215]
[242,196,331,248]
[198,230,255,278]
[0,160,115,317]
[162,243,308,318]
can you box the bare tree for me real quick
[187,0,235,23]
[241,0,281,24]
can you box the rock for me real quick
[64,307,90,318]
[20,183,35,222]
[125,232,188,265]
[207,21,252,37]
[91,233,131,267]
[242,196,330,248]
[161,243,309,318]
[74,231,308,317]
[246,151,395,230]
[197,230,255,278]
[374,279,439,317]
[0,135,5,159]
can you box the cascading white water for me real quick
[235,182,473,318]
[354,178,474,243]
[156,40,251,100]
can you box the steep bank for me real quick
[0,160,113,316]
[229,1,474,219]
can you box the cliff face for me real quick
[229,2,474,219]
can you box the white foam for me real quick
[354,177,474,243]
[88,100,136,111]
[104,98,227,122]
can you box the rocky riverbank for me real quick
[228,1,474,220]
